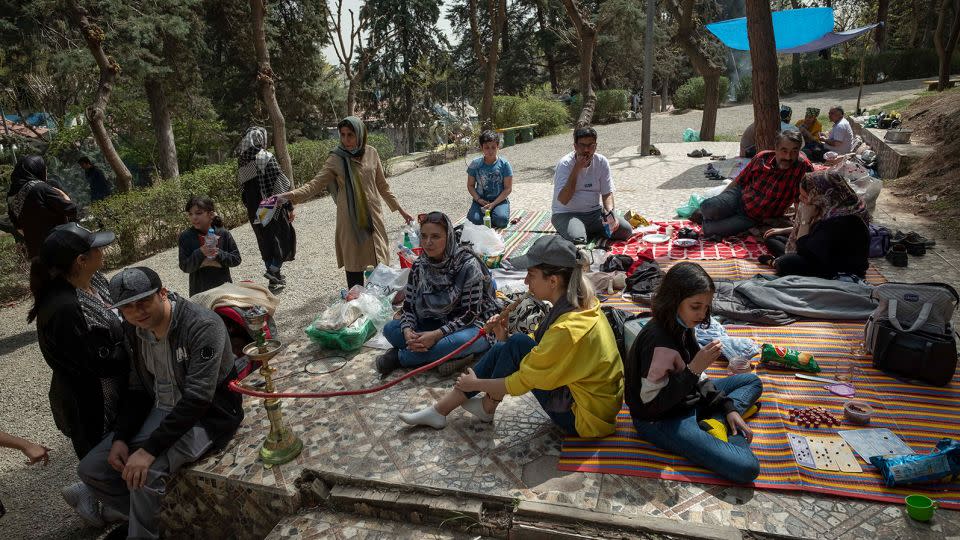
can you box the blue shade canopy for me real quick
[706,7,835,51]
[777,24,879,54]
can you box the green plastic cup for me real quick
[905,494,938,522]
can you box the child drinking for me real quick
[178,196,241,296]
[466,130,513,228]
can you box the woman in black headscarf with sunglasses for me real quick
[7,155,78,258]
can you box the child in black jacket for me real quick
[178,196,241,296]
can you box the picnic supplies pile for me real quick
[305,286,392,351]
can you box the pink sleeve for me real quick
[647,347,685,383]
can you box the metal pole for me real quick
[640,0,655,156]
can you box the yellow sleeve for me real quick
[504,325,591,396]
[287,156,338,204]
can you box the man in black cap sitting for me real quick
[77,267,243,539]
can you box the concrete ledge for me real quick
[515,500,743,540]
[850,119,935,179]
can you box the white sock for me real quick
[399,404,447,429]
[461,395,494,422]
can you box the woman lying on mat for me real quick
[399,235,624,438]
[376,211,499,376]
[624,262,762,484]
[760,170,869,280]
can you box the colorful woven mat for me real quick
[601,220,769,260]
[454,208,555,233]
[559,321,960,509]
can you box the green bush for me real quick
[523,96,570,136]
[734,75,752,103]
[493,96,533,129]
[672,77,730,110]
[567,89,630,124]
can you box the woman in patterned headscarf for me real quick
[6,155,78,258]
[761,170,869,279]
[280,116,413,288]
[237,127,296,291]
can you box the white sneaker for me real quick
[61,482,104,528]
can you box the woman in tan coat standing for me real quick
[281,116,413,287]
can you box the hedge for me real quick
[492,95,570,136]
[673,77,730,110]
[567,89,630,124]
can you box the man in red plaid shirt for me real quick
[694,130,812,237]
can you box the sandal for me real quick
[687,149,704,158]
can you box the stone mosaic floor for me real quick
[186,146,960,540]
[266,508,483,540]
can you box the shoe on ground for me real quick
[701,148,712,156]
[687,149,704,158]
[886,244,908,267]
[375,348,400,377]
[264,270,283,285]
[905,231,934,249]
[437,354,475,376]
[61,482,104,528]
[905,239,926,256]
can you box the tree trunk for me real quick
[923,0,938,48]
[934,0,960,91]
[746,0,779,151]
[250,0,294,182]
[345,77,359,117]
[144,78,179,182]
[561,0,598,128]
[701,74,719,141]
[480,1,505,129]
[68,1,133,193]
[876,0,889,51]
[661,77,668,112]
[666,0,722,140]
[535,0,561,94]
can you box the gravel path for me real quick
[0,78,928,539]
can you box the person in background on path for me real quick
[7,155,78,258]
[78,267,243,540]
[624,262,762,484]
[28,223,129,528]
[466,130,513,229]
[279,116,413,289]
[377,212,497,376]
[761,170,869,279]
[236,126,296,292]
[551,126,633,245]
[819,105,854,155]
[178,196,241,296]
[400,235,624,438]
[78,156,113,203]
[693,130,812,238]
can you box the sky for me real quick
[321,0,457,65]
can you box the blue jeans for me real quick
[631,373,763,484]
[382,319,490,368]
[467,199,510,228]
[465,334,578,436]
[699,185,758,238]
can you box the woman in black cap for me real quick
[6,155,78,258]
[28,222,128,528]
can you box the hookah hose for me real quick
[228,329,486,399]
[228,293,530,400]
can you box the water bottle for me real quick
[205,227,217,259]
[483,209,492,228]
[403,232,413,250]
[363,265,375,280]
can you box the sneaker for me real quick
[701,148,712,156]
[61,482,104,528]
[905,239,926,256]
[263,270,283,285]
[375,348,400,377]
[687,149,704,158]
[437,354,476,376]
[886,244,908,267]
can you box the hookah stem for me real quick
[229,328,488,399]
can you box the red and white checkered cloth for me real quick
[607,220,769,260]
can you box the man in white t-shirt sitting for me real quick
[551,127,633,244]
[820,106,854,155]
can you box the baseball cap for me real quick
[109,267,163,308]
[508,235,579,269]
[40,223,116,268]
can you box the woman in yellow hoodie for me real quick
[400,235,624,438]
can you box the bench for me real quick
[922,79,958,91]
[496,124,537,147]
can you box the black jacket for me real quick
[35,276,128,458]
[115,293,243,457]
[793,215,870,278]
[178,226,242,296]
[624,318,735,421]
[8,181,78,258]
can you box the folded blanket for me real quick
[190,281,280,316]
[713,275,876,325]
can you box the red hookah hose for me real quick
[228,329,486,399]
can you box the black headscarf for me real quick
[8,155,47,198]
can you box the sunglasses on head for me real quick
[417,212,445,225]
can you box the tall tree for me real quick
[68,0,133,192]
[560,0,599,128]
[468,0,507,128]
[875,0,890,51]
[665,0,724,141]
[326,0,393,116]
[934,0,960,91]
[249,0,293,182]
[745,0,778,152]
[534,0,561,94]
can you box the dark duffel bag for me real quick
[871,319,958,386]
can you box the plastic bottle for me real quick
[363,265,375,280]
[665,224,675,239]
[205,227,217,259]
[483,209,492,228]
[403,232,413,249]
[408,225,420,247]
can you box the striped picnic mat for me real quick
[558,321,960,509]
[454,208,555,233]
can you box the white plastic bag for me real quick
[702,179,731,199]
[460,222,505,256]
[367,264,409,293]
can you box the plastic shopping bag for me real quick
[460,222,505,256]
[676,194,705,218]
